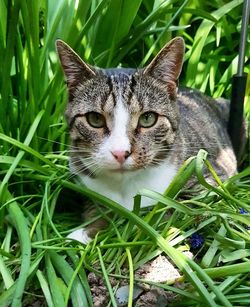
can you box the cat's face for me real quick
[56,38,184,176]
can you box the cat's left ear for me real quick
[143,37,185,99]
[56,40,96,97]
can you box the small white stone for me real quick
[143,255,181,283]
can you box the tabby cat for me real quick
[56,37,237,243]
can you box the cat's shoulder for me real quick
[177,87,230,122]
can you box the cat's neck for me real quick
[80,158,177,210]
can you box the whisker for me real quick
[37,136,72,148]
[70,159,100,173]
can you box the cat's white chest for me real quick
[80,160,177,210]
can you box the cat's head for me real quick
[56,38,184,176]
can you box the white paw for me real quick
[67,228,91,244]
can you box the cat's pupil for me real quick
[139,112,158,128]
[86,112,105,128]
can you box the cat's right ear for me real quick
[143,37,185,100]
[56,40,96,95]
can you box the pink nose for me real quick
[111,150,130,165]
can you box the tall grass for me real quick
[0,0,249,306]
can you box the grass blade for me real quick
[36,270,54,307]
[6,195,31,307]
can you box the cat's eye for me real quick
[138,112,158,128]
[86,112,106,128]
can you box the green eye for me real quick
[86,112,106,128]
[138,112,158,128]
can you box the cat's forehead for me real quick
[103,68,137,77]
[68,67,171,119]
[101,68,160,108]
[100,68,141,112]
[102,68,137,92]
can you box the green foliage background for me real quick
[0,0,249,306]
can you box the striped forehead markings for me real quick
[105,73,138,107]
[101,75,115,111]
[100,72,147,120]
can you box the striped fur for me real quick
[57,38,237,242]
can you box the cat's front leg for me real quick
[67,206,108,244]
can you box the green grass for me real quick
[0,0,250,306]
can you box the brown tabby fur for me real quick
[57,37,237,241]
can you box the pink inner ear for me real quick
[56,40,96,95]
[143,37,184,86]
[166,81,178,100]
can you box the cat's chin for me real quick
[102,165,140,175]
[109,168,137,173]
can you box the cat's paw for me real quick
[67,228,91,244]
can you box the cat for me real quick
[56,37,237,243]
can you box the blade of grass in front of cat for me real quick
[45,254,66,306]
[61,180,224,306]
[67,250,94,307]
[49,251,89,307]
[7,197,31,307]
[97,247,118,307]
[36,270,54,307]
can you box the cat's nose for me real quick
[111,150,130,165]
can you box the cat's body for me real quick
[56,37,237,242]
[70,84,236,210]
